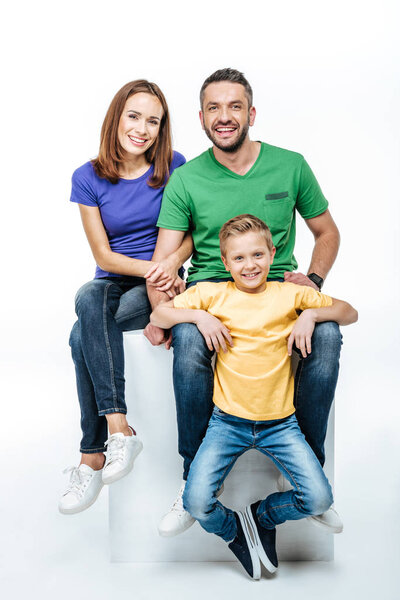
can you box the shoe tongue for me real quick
[79,464,94,474]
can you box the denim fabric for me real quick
[69,277,151,453]
[183,409,333,541]
[172,280,342,477]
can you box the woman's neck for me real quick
[118,155,151,180]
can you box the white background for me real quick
[1,1,399,598]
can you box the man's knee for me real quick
[312,321,342,355]
[172,322,212,362]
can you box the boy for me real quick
[150,214,357,580]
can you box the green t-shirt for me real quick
[157,142,328,282]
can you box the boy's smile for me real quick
[221,232,276,294]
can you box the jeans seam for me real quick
[217,446,252,490]
[80,446,105,452]
[103,283,118,410]
[98,408,127,416]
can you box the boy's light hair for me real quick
[219,214,274,256]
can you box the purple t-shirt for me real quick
[70,151,186,278]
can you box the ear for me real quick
[199,110,205,130]
[249,106,256,127]
[221,255,230,272]
[270,246,276,264]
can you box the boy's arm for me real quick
[288,297,358,358]
[151,301,233,353]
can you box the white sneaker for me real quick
[102,429,143,485]
[58,464,103,515]
[158,481,224,537]
[308,507,343,534]
[277,473,343,533]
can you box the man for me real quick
[144,68,342,536]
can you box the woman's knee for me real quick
[69,321,82,359]
[74,280,111,317]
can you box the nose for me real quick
[218,105,230,122]
[244,257,256,269]
[134,118,147,135]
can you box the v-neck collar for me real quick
[208,142,264,180]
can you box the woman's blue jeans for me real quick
[183,410,333,541]
[172,283,342,478]
[69,277,151,454]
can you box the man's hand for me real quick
[143,323,172,350]
[284,271,319,290]
[195,312,233,353]
[287,309,317,358]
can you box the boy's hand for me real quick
[287,309,317,358]
[195,312,233,353]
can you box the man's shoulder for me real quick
[261,142,305,165]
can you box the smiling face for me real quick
[221,231,276,294]
[117,92,163,158]
[200,81,255,153]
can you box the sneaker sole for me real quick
[102,440,143,485]
[58,482,104,515]
[245,505,277,574]
[307,514,343,534]
[237,511,261,580]
[158,515,196,537]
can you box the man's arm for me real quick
[284,209,340,288]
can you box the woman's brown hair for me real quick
[92,80,172,188]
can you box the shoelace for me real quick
[104,435,126,466]
[171,483,186,512]
[62,466,91,498]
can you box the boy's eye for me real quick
[234,256,243,261]
[255,253,263,258]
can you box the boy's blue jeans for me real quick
[172,279,342,476]
[183,409,333,542]
[69,277,151,454]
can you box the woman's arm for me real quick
[144,231,193,291]
[79,204,170,280]
[151,301,233,353]
[288,297,358,358]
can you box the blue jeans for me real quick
[172,281,342,478]
[69,277,151,453]
[183,409,333,541]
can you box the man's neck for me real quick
[212,139,261,176]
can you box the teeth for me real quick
[129,136,146,143]
[216,127,235,132]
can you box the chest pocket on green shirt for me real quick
[264,192,294,235]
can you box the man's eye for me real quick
[209,106,217,111]
[233,104,241,109]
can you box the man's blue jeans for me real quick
[69,277,151,454]
[172,281,342,478]
[183,409,333,541]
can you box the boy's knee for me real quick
[299,485,333,516]
[183,484,214,520]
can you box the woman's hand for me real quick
[287,309,317,358]
[195,312,233,353]
[144,255,180,289]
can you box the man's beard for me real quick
[204,120,249,153]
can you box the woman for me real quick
[59,80,189,514]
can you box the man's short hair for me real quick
[219,214,274,256]
[200,68,253,109]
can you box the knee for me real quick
[75,280,108,318]
[183,484,214,520]
[299,484,333,516]
[312,321,342,355]
[172,323,211,362]
[69,321,82,359]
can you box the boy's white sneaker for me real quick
[276,473,343,533]
[58,464,103,515]
[102,430,143,485]
[158,480,224,537]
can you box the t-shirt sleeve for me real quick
[295,158,329,219]
[170,151,186,172]
[295,285,333,311]
[173,285,211,311]
[70,165,98,207]
[157,170,191,231]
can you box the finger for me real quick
[298,338,307,358]
[165,331,172,350]
[155,280,173,292]
[205,335,213,352]
[147,268,164,283]
[165,289,174,299]
[306,336,312,354]
[211,335,220,353]
[217,332,227,353]
[144,264,158,278]
[223,329,233,347]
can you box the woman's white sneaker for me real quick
[58,465,103,515]
[102,430,143,485]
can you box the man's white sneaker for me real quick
[277,472,343,533]
[102,429,143,485]
[308,507,343,534]
[158,480,224,537]
[58,464,103,515]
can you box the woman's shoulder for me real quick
[72,160,98,185]
[171,151,186,170]
[71,161,102,206]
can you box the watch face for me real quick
[308,273,323,289]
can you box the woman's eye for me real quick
[129,114,137,119]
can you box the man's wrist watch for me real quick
[307,273,324,291]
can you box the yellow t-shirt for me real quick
[173,281,332,421]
